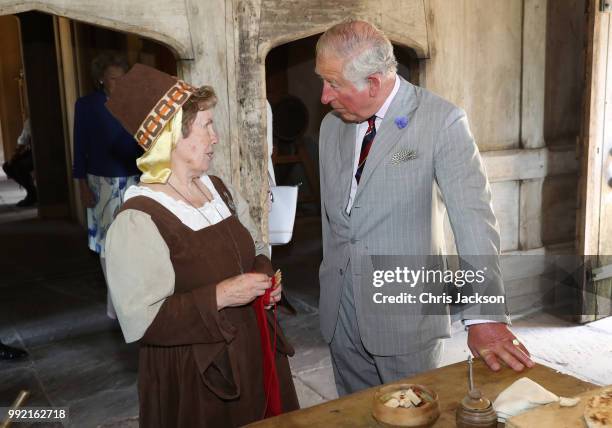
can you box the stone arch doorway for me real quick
[0,1,192,60]
[0,9,179,223]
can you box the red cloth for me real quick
[253,277,282,418]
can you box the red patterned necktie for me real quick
[355,115,377,184]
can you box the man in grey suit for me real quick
[315,20,534,395]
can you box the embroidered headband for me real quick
[135,80,195,151]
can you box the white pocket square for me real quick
[390,149,417,164]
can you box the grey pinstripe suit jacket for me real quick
[318,77,508,356]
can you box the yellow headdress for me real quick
[136,108,182,184]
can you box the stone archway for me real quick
[0,4,184,220]
[0,0,193,60]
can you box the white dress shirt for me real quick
[346,75,400,214]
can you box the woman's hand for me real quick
[264,278,282,310]
[216,273,271,310]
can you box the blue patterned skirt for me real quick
[87,174,139,256]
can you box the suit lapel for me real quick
[353,79,420,202]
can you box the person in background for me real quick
[72,52,142,319]
[2,118,37,207]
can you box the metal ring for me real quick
[512,339,521,346]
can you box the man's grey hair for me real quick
[316,19,397,90]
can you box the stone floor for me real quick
[0,178,611,428]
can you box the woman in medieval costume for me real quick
[104,64,298,427]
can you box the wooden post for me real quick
[20,11,70,218]
[518,0,548,251]
[0,15,24,163]
[576,0,610,321]
[55,16,81,222]
[521,0,547,150]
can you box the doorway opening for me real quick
[0,10,177,225]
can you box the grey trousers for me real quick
[329,272,443,396]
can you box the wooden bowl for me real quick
[372,383,440,428]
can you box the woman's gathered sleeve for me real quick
[105,209,235,345]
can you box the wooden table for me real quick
[248,360,598,427]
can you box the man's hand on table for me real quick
[467,322,535,372]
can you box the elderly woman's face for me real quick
[102,66,126,96]
[174,109,218,173]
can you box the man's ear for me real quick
[367,73,383,97]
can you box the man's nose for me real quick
[321,82,334,105]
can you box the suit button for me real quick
[339,269,343,275]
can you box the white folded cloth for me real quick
[493,377,559,422]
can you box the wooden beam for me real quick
[521,0,547,149]
[597,15,612,258]
[55,16,79,221]
[577,0,607,258]
[125,34,142,67]
[258,0,429,57]
[21,11,70,218]
[482,146,578,183]
[519,178,544,250]
[490,181,520,252]
[521,0,575,254]
[0,16,23,163]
